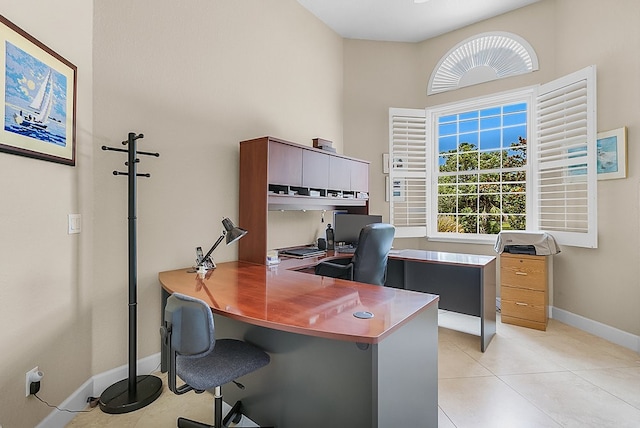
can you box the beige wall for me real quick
[0,1,94,427]
[344,0,640,335]
[2,0,639,426]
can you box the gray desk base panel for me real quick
[207,305,438,428]
[386,257,496,352]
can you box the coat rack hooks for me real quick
[99,132,162,414]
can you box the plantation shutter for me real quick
[534,65,597,248]
[388,108,427,237]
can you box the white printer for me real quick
[494,231,560,256]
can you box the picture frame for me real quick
[566,127,627,180]
[596,127,626,180]
[0,15,77,166]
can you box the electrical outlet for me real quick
[25,367,43,397]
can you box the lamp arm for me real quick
[198,231,226,267]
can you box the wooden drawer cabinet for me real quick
[500,253,548,330]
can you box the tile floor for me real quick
[66,311,640,427]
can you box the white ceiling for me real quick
[296,0,540,43]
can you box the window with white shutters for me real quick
[388,66,597,248]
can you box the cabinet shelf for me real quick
[267,182,368,210]
[268,193,368,211]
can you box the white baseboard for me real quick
[551,307,640,354]
[36,353,162,428]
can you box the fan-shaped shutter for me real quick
[429,32,538,95]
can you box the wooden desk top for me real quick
[159,261,438,344]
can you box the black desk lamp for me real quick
[197,217,247,271]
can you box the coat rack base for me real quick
[99,374,163,414]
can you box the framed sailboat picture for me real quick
[0,15,77,166]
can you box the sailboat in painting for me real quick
[13,68,54,130]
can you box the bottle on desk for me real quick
[326,224,334,250]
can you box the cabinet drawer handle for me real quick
[515,272,528,276]
[515,302,527,306]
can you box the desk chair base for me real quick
[176,405,241,428]
[176,386,246,428]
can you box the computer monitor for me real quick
[333,213,383,246]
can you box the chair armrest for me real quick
[314,260,354,280]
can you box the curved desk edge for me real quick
[159,262,439,345]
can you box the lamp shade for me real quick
[222,217,248,245]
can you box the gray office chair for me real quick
[160,293,270,428]
[315,223,395,286]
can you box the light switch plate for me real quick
[68,214,81,234]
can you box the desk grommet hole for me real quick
[353,311,374,319]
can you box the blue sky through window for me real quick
[438,102,527,159]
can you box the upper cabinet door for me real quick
[268,141,302,186]
[329,156,351,190]
[351,160,369,192]
[302,150,330,189]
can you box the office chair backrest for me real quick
[351,223,395,285]
[165,293,215,357]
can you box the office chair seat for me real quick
[315,223,395,286]
[177,338,270,392]
[162,293,270,428]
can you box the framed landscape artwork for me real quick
[0,15,77,166]
[596,127,627,180]
[567,127,627,180]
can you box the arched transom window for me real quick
[428,32,539,95]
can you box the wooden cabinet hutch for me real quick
[238,136,370,264]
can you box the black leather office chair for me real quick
[160,293,270,428]
[315,223,395,286]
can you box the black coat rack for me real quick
[98,132,163,414]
